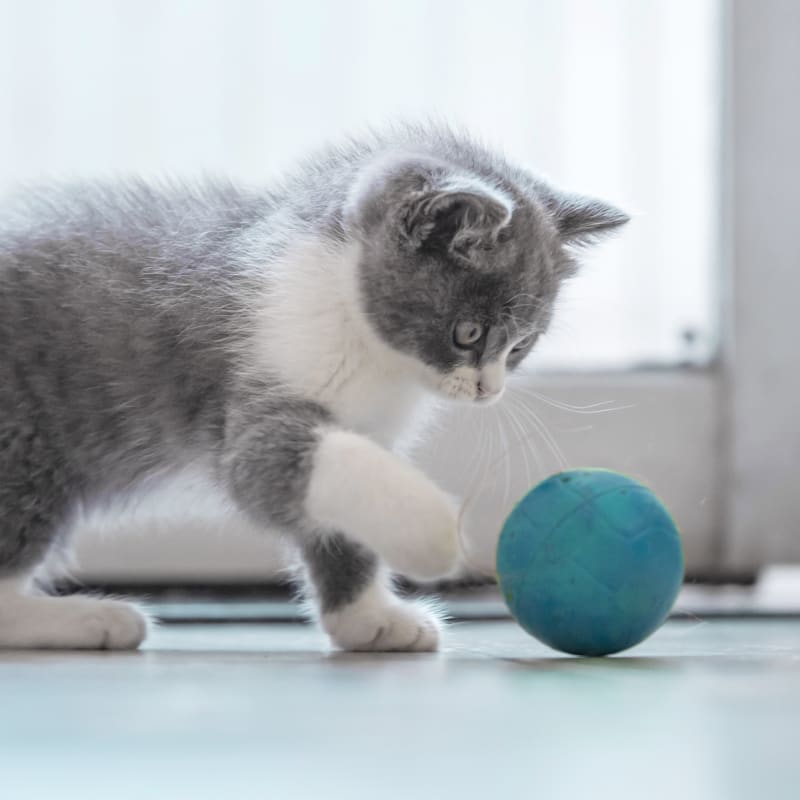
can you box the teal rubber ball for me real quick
[497,469,684,656]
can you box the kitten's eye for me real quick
[511,333,536,353]
[453,321,483,349]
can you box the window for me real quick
[1,0,719,370]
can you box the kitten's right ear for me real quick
[537,185,630,246]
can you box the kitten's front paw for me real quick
[323,595,441,652]
[381,481,460,582]
[306,431,461,582]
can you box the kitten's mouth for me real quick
[433,367,505,405]
[475,388,504,406]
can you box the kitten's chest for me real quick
[328,367,428,448]
[250,239,431,447]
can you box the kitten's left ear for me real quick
[401,183,513,254]
[345,152,513,256]
[542,189,630,245]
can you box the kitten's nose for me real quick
[477,382,503,401]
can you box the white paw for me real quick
[0,594,149,650]
[322,584,442,652]
[307,430,461,581]
[380,479,460,582]
[70,599,150,650]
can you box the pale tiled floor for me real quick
[1,616,799,800]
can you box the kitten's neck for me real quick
[246,238,432,447]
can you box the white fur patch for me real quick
[321,575,442,652]
[245,239,433,448]
[477,359,507,403]
[440,175,515,228]
[439,365,480,402]
[306,429,460,581]
[437,360,507,405]
[0,577,148,650]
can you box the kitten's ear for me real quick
[345,154,512,255]
[541,188,630,245]
[401,183,513,253]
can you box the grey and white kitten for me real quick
[0,124,627,651]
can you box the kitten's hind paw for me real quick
[0,594,149,650]
[80,598,150,650]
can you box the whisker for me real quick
[469,408,490,491]
[456,410,511,578]
[510,395,569,471]
[500,399,534,498]
[509,384,635,416]
[458,420,556,524]
[556,424,595,434]
[496,405,513,511]
[505,393,544,478]
[504,291,542,309]
[458,410,498,525]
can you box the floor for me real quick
[1,614,799,800]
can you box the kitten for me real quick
[0,124,627,651]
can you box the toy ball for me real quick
[497,469,684,656]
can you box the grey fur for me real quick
[220,390,332,532]
[344,138,626,375]
[0,122,627,628]
[302,534,378,613]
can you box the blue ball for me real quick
[497,469,684,656]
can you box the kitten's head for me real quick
[345,153,628,404]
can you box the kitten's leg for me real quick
[302,534,441,652]
[222,400,460,582]
[0,574,148,650]
[0,436,148,650]
[222,399,457,650]
[305,430,460,581]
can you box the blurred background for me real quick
[0,0,796,597]
[0,0,718,369]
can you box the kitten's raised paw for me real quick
[381,481,461,582]
[323,595,441,652]
[306,430,460,582]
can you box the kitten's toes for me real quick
[324,596,442,653]
[92,599,150,650]
[53,598,149,650]
[0,595,149,650]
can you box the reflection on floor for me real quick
[1,616,799,800]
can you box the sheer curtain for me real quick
[0,0,719,369]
